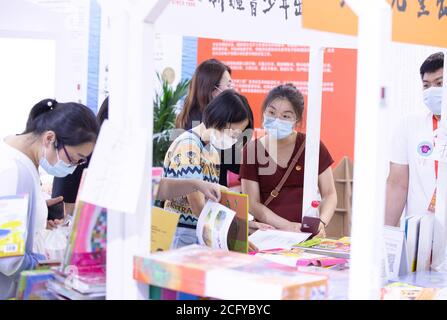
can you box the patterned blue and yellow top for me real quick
[162,130,220,227]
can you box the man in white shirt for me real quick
[385,52,444,226]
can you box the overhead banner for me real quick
[156,0,357,48]
[387,0,447,48]
[301,0,358,36]
[197,38,357,164]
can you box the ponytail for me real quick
[23,98,99,148]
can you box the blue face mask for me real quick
[263,116,295,139]
[39,144,76,177]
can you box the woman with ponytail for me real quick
[0,99,99,299]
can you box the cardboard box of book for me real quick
[134,244,328,300]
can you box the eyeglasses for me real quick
[61,144,87,167]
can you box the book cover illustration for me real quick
[16,270,55,300]
[0,194,29,258]
[196,200,236,251]
[219,191,249,253]
[64,201,107,276]
[381,282,441,300]
[293,237,350,259]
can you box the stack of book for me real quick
[16,269,57,300]
[293,237,351,259]
[250,247,348,269]
[46,200,107,300]
[134,244,329,300]
[46,267,105,300]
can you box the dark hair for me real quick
[97,96,109,125]
[23,98,99,148]
[420,52,444,78]
[202,90,252,130]
[176,59,231,129]
[262,83,305,122]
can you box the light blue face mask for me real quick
[39,144,76,177]
[263,116,295,139]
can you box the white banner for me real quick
[155,0,357,48]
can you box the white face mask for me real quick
[209,131,237,150]
[423,86,444,115]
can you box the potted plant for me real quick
[152,73,190,167]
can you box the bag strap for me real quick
[264,138,306,207]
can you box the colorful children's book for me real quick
[219,191,249,253]
[251,248,348,268]
[63,201,107,277]
[151,207,180,252]
[293,237,350,259]
[134,244,328,300]
[16,269,56,300]
[0,195,29,258]
[381,282,439,300]
[196,200,236,251]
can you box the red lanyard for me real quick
[433,115,439,179]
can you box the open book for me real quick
[196,200,236,251]
[248,229,311,251]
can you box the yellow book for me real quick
[151,207,180,252]
[0,195,28,258]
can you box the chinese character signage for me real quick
[388,0,447,48]
[197,38,358,164]
[301,0,358,36]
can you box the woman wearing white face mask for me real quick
[0,99,99,299]
[163,90,252,248]
[240,84,337,236]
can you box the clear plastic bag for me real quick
[33,226,70,261]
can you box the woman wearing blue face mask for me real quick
[240,84,337,237]
[0,98,99,299]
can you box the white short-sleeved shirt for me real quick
[390,109,437,218]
